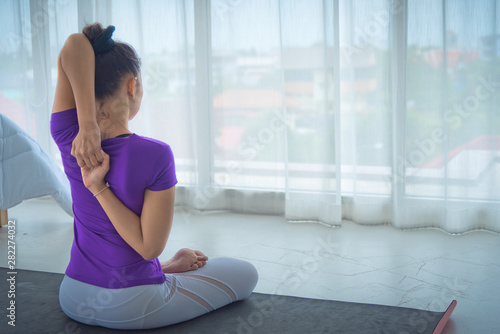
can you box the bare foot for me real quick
[161,248,208,273]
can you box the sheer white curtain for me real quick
[396,0,500,232]
[1,0,499,233]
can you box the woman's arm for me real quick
[53,33,103,167]
[98,185,175,260]
[81,152,174,260]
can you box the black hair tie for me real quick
[92,25,115,55]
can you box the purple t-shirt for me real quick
[50,108,177,288]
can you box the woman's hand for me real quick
[161,248,208,273]
[72,123,103,167]
[80,149,110,194]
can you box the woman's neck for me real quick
[96,99,131,140]
[100,125,131,140]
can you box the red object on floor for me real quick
[433,300,458,334]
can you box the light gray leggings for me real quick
[59,257,258,330]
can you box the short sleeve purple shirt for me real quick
[50,108,177,288]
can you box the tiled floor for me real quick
[1,197,500,334]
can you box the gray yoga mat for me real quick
[0,268,455,334]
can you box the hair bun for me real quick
[92,25,115,55]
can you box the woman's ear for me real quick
[127,76,137,99]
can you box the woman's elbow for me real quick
[59,34,92,64]
[141,247,163,261]
[142,254,158,261]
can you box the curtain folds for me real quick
[1,0,498,233]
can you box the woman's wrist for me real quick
[88,182,108,195]
[78,118,99,130]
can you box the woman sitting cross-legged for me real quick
[51,23,258,330]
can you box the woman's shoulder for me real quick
[131,134,170,148]
[50,108,78,146]
[129,134,174,156]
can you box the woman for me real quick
[51,23,258,330]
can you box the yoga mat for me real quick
[0,268,455,334]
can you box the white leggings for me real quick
[59,257,258,330]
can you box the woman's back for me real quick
[51,108,177,288]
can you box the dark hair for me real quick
[82,23,141,101]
